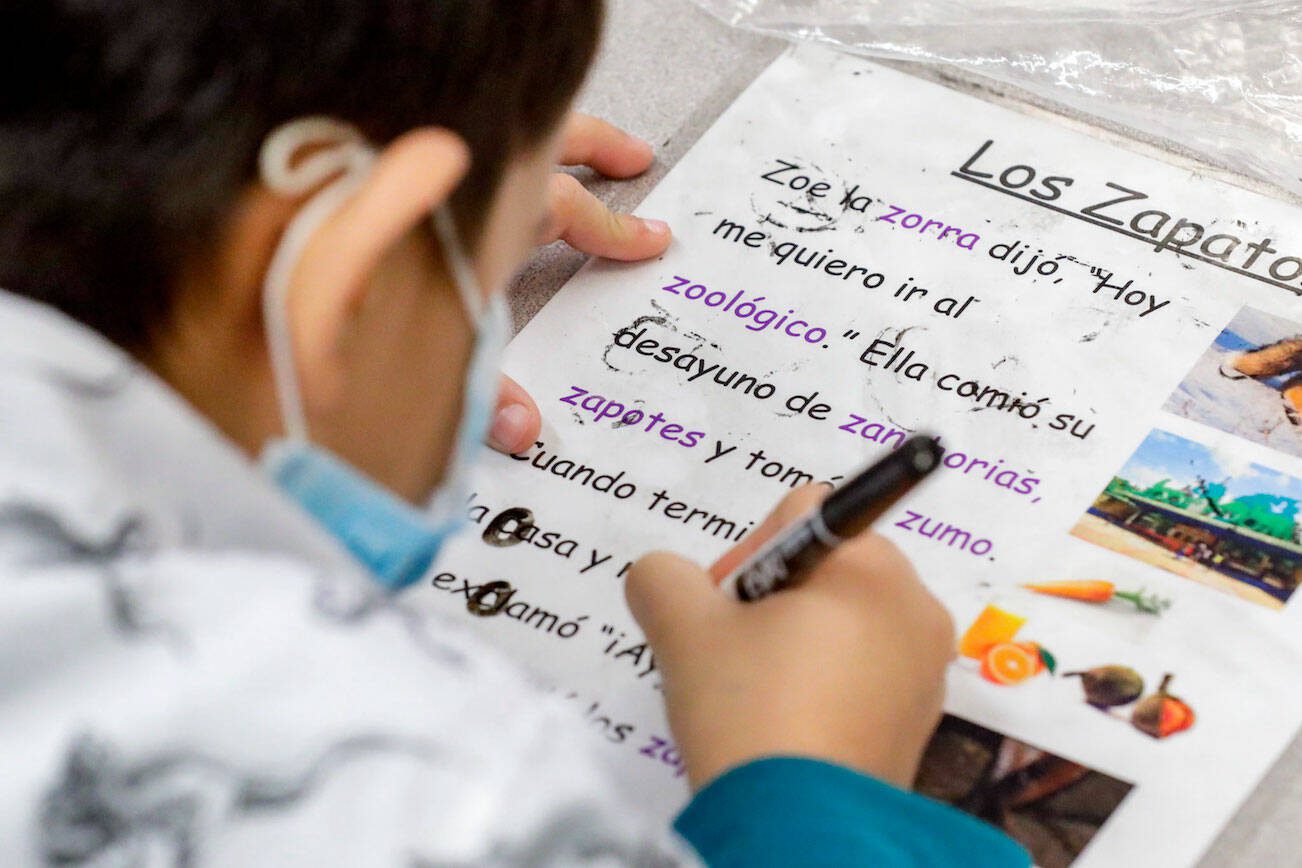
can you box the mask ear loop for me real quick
[258,118,376,443]
[426,205,505,514]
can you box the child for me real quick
[0,2,1029,864]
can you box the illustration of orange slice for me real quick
[981,642,1041,685]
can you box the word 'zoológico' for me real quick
[660,275,828,345]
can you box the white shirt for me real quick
[0,290,693,866]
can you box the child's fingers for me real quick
[543,173,671,260]
[559,113,654,178]
[487,375,540,454]
[708,485,828,583]
[626,551,721,648]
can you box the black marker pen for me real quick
[720,435,943,602]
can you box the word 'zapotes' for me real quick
[559,385,705,449]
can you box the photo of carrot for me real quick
[1021,580,1171,614]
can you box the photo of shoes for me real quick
[1166,307,1302,454]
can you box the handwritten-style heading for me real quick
[954,139,1301,296]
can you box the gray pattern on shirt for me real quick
[39,734,443,866]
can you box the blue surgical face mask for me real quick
[256,117,509,590]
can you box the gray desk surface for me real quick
[510,2,1302,864]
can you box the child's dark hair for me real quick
[0,1,603,350]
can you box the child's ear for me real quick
[286,127,470,397]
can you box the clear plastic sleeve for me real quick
[691,0,1302,200]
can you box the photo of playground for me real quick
[1163,306,1302,459]
[1072,430,1301,610]
[914,714,1133,868]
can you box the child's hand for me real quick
[536,113,671,259]
[489,114,671,455]
[625,486,955,791]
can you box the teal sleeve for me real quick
[673,757,1031,867]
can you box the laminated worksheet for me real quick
[424,46,1302,867]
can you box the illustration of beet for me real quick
[1063,666,1144,709]
[1130,673,1195,739]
